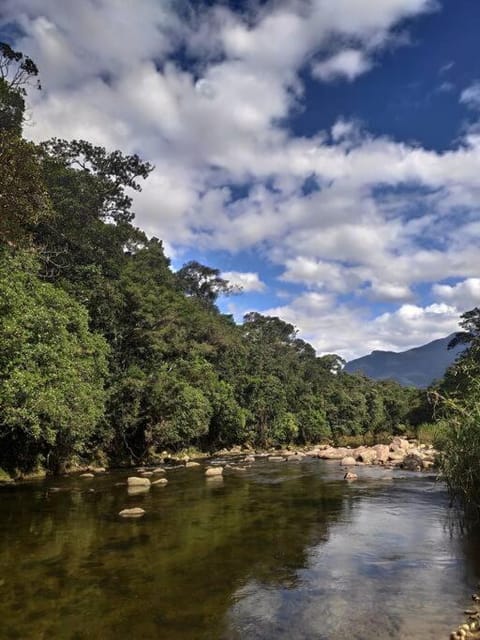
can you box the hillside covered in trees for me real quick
[0,43,441,477]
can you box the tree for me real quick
[0,133,52,247]
[176,261,238,308]
[0,251,108,473]
[0,42,40,134]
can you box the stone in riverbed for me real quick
[243,455,255,463]
[388,451,405,462]
[373,444,390,463]
[205,467,223,477]
[128,486,149,496]
[344,472,358,481]
[358,449,377,464]
[140,471,154,477]
[185,461,201,468]
[152,478,168,486]
[119,507,145,518]
[340,456,356,466]
[268,456,285,462]
[79,473,95,478]
[127,476,151,487]
[401,454,423,471]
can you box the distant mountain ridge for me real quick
[344,334,466,388]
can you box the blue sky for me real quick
[1,0,480,358]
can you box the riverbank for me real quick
[0,436,438,484]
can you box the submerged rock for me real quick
[127,486,150,496]
[152,478,168,486]
[344,472,358,481]
[119,507,145,518]
[127,477,151,487]
[205,467,223,477]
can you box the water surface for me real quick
[1,459,479,639]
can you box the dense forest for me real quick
[1,42,479,514]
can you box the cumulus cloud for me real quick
[433,278,480,310]
[3,0,479,357]
[222,271,266,293]
[263,295,460,360]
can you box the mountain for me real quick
[344,334,466,388]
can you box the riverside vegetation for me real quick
[1,42,480,525]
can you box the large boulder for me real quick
[127,476,151,487]
[341,456,356,466]
[402,454,424,472]
[358,449,378,464]
[390,437,410,451]
[374,444,390,463]
[388,451,405,462]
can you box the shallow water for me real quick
[1,459,479,640]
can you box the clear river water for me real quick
[1,458,480,640]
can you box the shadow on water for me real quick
[0,460,479,639]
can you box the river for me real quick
[1,458,479,639]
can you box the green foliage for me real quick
[0,251,108,473]
[434,309,480,514]
[0,132,52,246]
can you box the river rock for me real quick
[185,461,201,468]
[119,507,145,518]
[358,449,377,464]
[388,451,405,462]
[152,467,166,474]
[140,471,154,477]
[268,456,285,462]
[127,476,151,487]
[344,472,358,481]
[152,478,168,486]
[373,444,390,463]
[127,486,149,496]
[205,467,223,477]
[319,447,350,460]
[390,437,410,451]
[79,473,95,478]
[341,456,356,466]
[402,454,424,471]
[243,455,255,463]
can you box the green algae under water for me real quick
[1,459,480,640]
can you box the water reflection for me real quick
[0,460,479,639]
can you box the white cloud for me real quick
[262,295,460,360]
[460,82,480,110]
[4,0,480,358]
[433,278,480,310]
[312,49,372,82]
[222,271,266,293]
